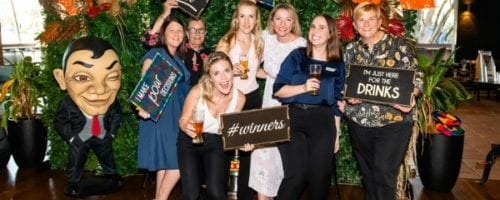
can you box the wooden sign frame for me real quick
[343,64,416,106]
[220,106,290,150]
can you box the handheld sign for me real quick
[176,0,210,19]
[129,53,182,121]
[221,106,290,150]
[343,64,416,106]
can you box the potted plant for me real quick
[0,55,47,168]
[415,47,472,192]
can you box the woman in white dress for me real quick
[248,3,306,200]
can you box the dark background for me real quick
[457,0,500,64]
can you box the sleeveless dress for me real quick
[249,30,306,197]
[198,86,239,134]
[137,48,191,171]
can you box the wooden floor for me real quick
[1,163,499,200]
[1,97,500,200]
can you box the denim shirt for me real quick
[273,48,345,116]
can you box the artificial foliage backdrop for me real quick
[40,0,416,185]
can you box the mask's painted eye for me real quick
[73,74,91,81]
[108,73,120,81]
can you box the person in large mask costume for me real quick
[53,37,123,197]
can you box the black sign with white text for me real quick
[344,64,416,106]
[220,106,290,150]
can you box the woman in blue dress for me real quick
[136,16,190,200]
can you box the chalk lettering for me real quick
[357,83,400,99]
[148,74,161,107]
[371,71,385,77]
[229,120,287,136]
[381,78,391,84]
[368,77,380,83]
[135,83,149,102]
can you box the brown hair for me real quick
[266,3,301,36]
[306,14,342,62]
[199,51,233,103]
[158,16,187,58]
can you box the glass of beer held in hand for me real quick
[309,64,322,95]
[192,109,204,144]
[239,54,249,80]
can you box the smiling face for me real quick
[237,4,257,34]
[209,59,233,95]
[353,9,382,40]
[164,21,185,54]
[308,16,331,47]
[271,8,295,37]
[187,19,206,49]
[55,49,121,116]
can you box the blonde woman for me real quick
[248,3,306,200]
[216,1,265,199]
[178,51,252,200]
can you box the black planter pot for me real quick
[7,119,47,168]
[0,127,10,168]
[416,133,464,192]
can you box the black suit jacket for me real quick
[54,95,121,142]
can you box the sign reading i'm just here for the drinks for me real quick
[129,53,182,122]
[220,106,290,150]
[344,64,416,106]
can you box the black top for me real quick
[185,45,212,86]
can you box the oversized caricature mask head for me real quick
[53,37,121,116]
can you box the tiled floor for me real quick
[455,97,500,180]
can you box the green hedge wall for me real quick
[41,0,416,185]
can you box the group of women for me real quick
[134,0,420,200]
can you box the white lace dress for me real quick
[248,30,306,197]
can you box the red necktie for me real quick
[92,116,101,137]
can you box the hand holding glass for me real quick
[309,64,322,95]
[192,109,204,144]
[239,54,249,80]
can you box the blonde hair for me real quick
[266,3,301,36]
[199,51,233,103]
[216,0,264,61]
[352,2,383,21]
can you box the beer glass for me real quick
[192,109,204,144]
[309,64,322,95]
[239,54,249,80]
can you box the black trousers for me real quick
[348,121,412,200]
[178,133,228,200]
[233,89,262,200]
[276,106,336,200]
[67,135,118,183]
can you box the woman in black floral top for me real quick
[341,2,421,200]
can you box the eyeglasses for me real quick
[187,28,207,34]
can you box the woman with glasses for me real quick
[143,0,211,86]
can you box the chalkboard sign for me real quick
[177,0,210,19]
[129,53,182,121]
[220,106,290,150]
[344,64,416,106]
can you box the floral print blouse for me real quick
[344,33,422,127]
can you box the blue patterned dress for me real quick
[137,48,190,171]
